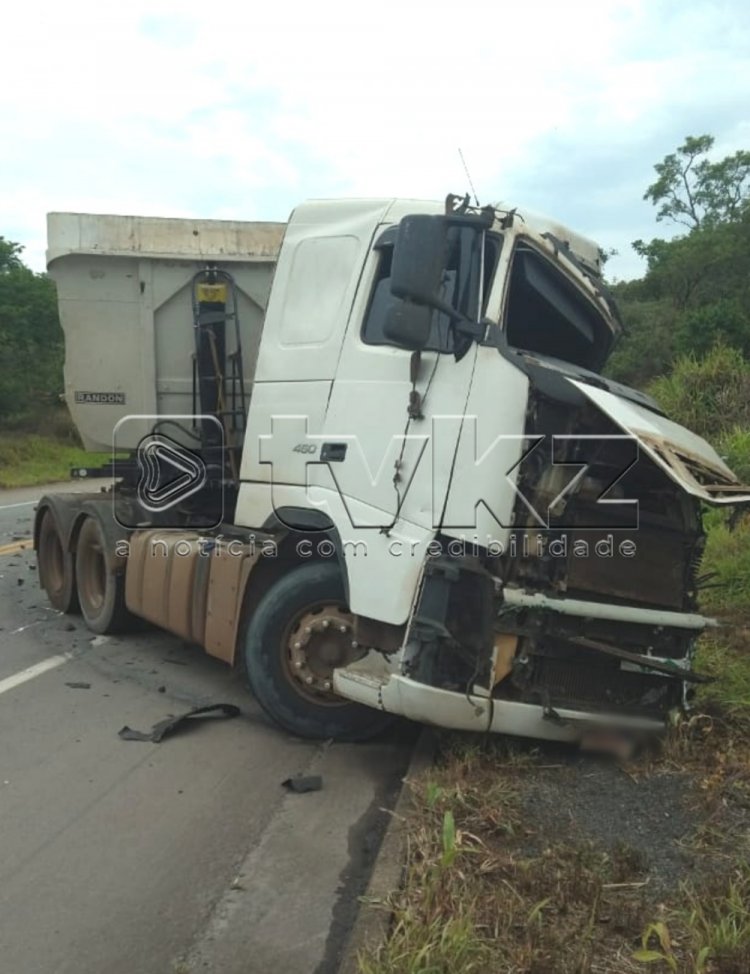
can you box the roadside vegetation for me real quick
[0,237,101,486]
[360,732,750,974]
[359,136,750,974]
[0,429,101,488]
[0,237,63,420]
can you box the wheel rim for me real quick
[79,527,106,613]
[282,602,359,706]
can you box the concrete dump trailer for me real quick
[47,212,285,453]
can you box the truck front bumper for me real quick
[333,669,665,742]
[333,581,719,741]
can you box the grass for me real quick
[717,427,750,484]
[680,867,750,973]
[0,431,110,488]
[632,867,750,974]
[359,742,650,974]
[698,512,750,619]
[689,510,750,728]
[647,345,750,441]
[693,633,750,725]
[359,739,750,974]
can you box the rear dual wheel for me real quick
[74,515,133,634]
[37,509,78,613]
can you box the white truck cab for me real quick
[37,196,750,744]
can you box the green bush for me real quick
[716,427,750,484]
[675,298,750,359]
[700,515,750,617]
[648,345,750,440]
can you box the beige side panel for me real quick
[204,543,261,664]
[124,531,150,612]
[167,545,201,641]
[125,530,204,642]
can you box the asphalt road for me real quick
[0,482,412,974]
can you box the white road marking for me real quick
[10,620,45,635]
[0,654,73,696]
[0,501,36,511]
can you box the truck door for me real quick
[311,222,502,625]
[315,223,495,536]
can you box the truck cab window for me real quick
[361,244,452,351]
[362,229,501,352]
[504,244,612,371]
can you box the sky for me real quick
[2,0,748,281]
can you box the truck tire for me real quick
[37,508,79,614]
[75,515,133,634]
[242,561,393,741]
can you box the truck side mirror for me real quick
[383,303,432,350]
[390,215,448,308]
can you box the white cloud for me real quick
[2,0,749,279]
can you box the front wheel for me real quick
[242,561,393,741]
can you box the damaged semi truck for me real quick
[35,195,750,743]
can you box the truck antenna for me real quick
[458,148,480,206]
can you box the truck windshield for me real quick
[504,244,614,372]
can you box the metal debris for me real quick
[281,774,323,793]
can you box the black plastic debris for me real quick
[281,774,323,794]
[65,681,91,689]
[118,703,240,743]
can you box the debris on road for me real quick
[281,774,323,793]
[65,682,91,690]
[118,703,241,743]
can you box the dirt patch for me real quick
[522,755,697,896]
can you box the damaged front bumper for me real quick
[333,669,666,742]
[333,581,719,743]
[499,586,717,631]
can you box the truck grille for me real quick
[527,657,677,718]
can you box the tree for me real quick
[607,135,750,389]
[0,236,24,273]
[643,134,750,230]
[605,293,678,387]
[0,238,63,420]
[632,211,750,309]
